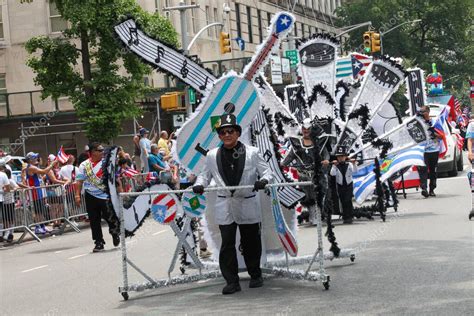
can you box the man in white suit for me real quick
[193,113,273,295]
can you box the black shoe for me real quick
[249,277,264,288]
[469,210,474,220]
[421,190,429,198]
[222,283,241,295]
[7,234,13,243]
[93,241,105,253]
[112,234,120,247]
[429,190,436,197]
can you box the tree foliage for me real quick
[25,0,178,142]
[336,0,474,102]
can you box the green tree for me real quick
[25,0,178,142]
[336,0,474,103]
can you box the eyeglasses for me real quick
[94,148,104,152]
[218,129,236,136]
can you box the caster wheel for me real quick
[121,292,129,301]
[350,254,355,262]
[179,267,186,274]
[323,281,329,290]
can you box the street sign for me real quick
[270,55,283,84]
[188,88,196,105]
[285,50,298,66]
[281,58,291,73]
[173,114,186,128]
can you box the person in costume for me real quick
[330,146,357,224]
[418,105,442,198]
[192,113,273,295]
[281,118,330,225]
[75,142,120,252]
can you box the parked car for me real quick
[428,104,463,177]
[7,156,26,184]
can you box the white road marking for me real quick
[438,176,468,181]
[54,251,62,254]
[152,230,167,236]
[21,265,48,273]
[68,254,88,260]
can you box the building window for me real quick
[191,2,198,34]
[49,2,68,33]
[0,7,4,40]
[235,3,241,38]
[246,6,253,44]
[205,6,211,36]
[267,12,272,26]
[257,9,263,43]
[155,0,160,12]
[0,74,6,105]
[213,7,219,38]
[294,21,298,37]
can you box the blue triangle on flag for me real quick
[351,55,364,78]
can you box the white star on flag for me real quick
[280,16,290,26]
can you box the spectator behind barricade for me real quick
[59,155,80,220]
[75,142,120,252]
[157,131,172,157]
[2,167,17,243]
[0,160,12,242]
[132,125,143,170]
[3,155,13,173]
[148,144,168,174]
[117,146,133,167]
[44,154,68,228]
[139,128,157,173]
[24,152,57,235]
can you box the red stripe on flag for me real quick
[153,194,167,204]
[165,199,176,208]
[278,235,290,253]
[283,233,297,254]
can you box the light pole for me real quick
[380,19,422,55]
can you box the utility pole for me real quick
[163,1,200,116]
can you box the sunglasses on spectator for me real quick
[94,148,104,152]
[218,128,236,136]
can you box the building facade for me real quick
[0,0,345,159]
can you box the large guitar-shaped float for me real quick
[175,12,294,174]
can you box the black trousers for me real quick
[84,192,119,243]
[219,222,262,285]
[419,151,439,191]
[337,184,354,221]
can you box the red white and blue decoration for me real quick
[269,186,298,257]
[57,146,69,164]
[151,193,178,224]
[182,192,206,218]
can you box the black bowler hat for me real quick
[216,113,242,134]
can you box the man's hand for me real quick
[468,152,474,162]
[332,160,338,165]
[253,179,268,192]
[192,185,205,195]
[75,195,81,207]
[321,160,330,166]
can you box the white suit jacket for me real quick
[330,162,358,186]
[195,144,273,225]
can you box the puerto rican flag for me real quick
[269,186,298,257]
[447,95,462,122]
[433,106,450,158]
[146,171,158,182]
[151,194,177,224]
[122,167,139,178]
[57,146,69,164]
[351,53,372,79]
[454,133,464,151]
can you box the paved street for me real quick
[1,169,473,315]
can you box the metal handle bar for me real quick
[119,181,314,197]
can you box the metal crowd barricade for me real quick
[0,189,40,243]
[117,181,356,301]
[0,183,88,244]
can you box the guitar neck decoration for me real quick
[242,12,294,82]
[114,19,216,93]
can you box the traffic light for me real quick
[371,32,381,53]
[219,32,231,54]
[363,31,372,53]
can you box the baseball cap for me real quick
[4,155,12,164]
[48,154,56,162]
[139,128,150,136]
[25,152,40,161]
